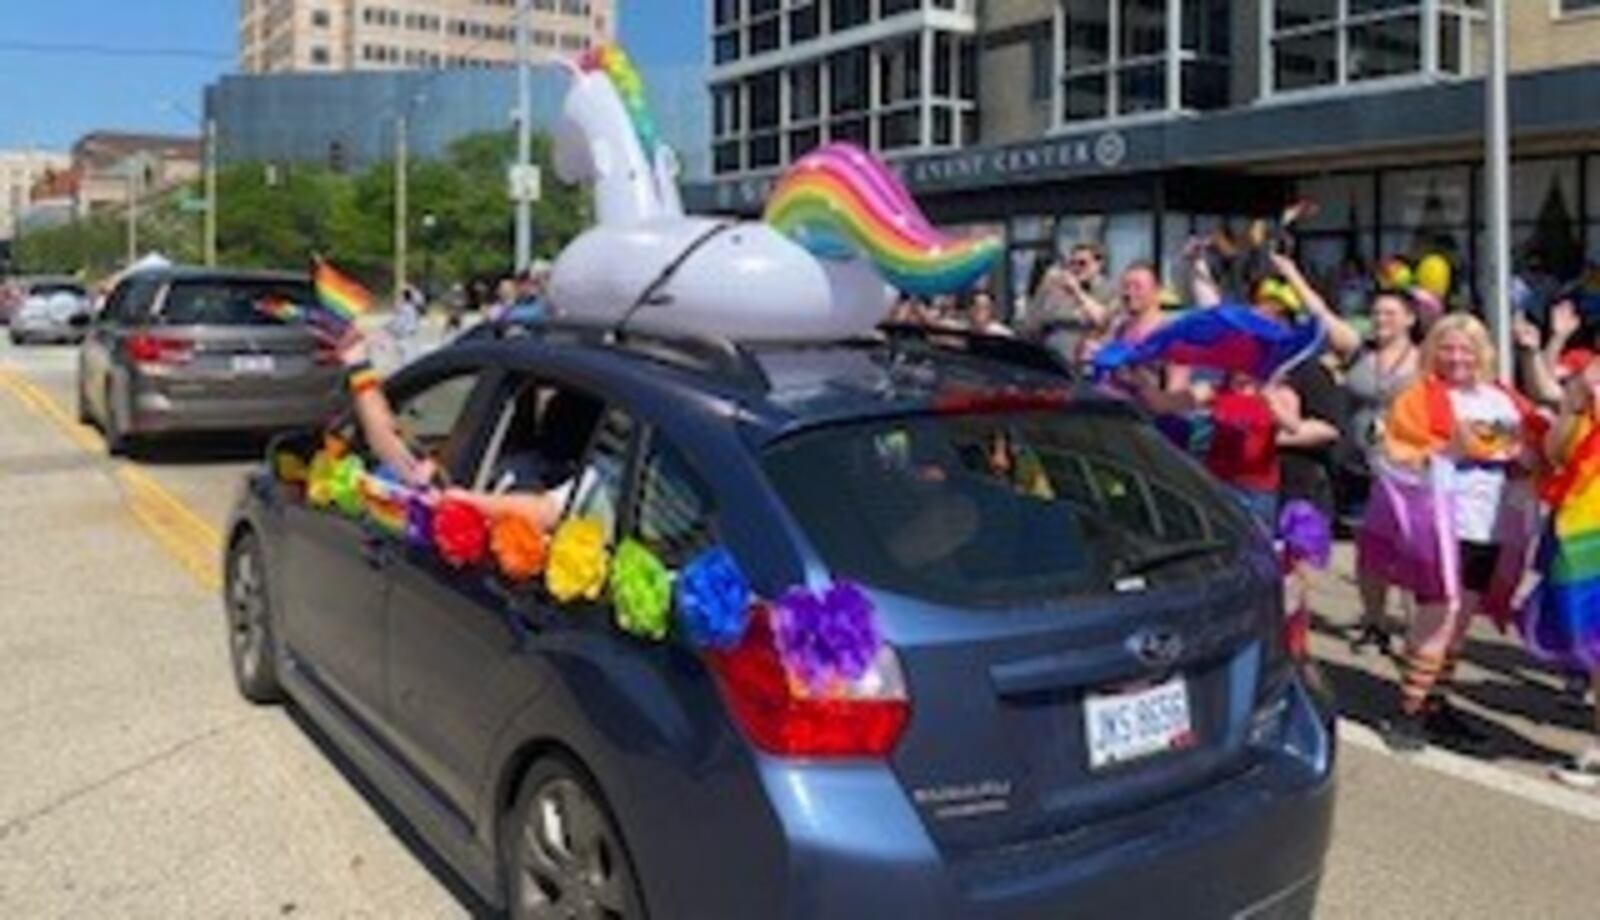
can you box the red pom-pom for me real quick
[432,498,489,568]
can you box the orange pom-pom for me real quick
[491,513,548,583]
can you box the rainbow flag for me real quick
[1522,419,1600,669]
[256,295,305,325]
[359,472,412,537]
[314,258,374,326]
[1091,305,1325,383]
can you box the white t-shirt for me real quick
[1445,385,1521,544]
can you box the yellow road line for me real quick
[0,365,223,591]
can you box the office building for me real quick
[695,1,1600,311]
[239,0,617,74]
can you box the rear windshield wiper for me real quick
[1114,538,1233,578]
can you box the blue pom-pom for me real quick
[676,547,752,650]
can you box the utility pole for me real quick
[204,117,218,266]
[1486,0,1511,382]
[395,114,408,299]
[126,167,140,266]
[514,0,532,273]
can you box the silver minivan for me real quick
[78,267,345,454]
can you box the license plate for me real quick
[1085,676,1193,770]
[232,354,275,374]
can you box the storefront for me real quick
[687,63,1600,321]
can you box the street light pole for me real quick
[514,0,533,273]
[126,168,139,266]
[204,117,218,266]
[1486,0,1512,382]
[395,114,409,299]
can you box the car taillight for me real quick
[126,333,194,366]
[706,606,911,759]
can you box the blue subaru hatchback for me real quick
[223,321,1335,919]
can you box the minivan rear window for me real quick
[160,279,316,326]
[762,410,1251,606]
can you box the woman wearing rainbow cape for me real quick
[1359,314,1547,753]
[1523,356,1600,787]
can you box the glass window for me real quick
[749,17,780,55]
[1296,174,1377,232]
[789,3,820,42]
[882,0,920,14]
[958,36,978,100]
[1382,167,1471,228]
[1276,0,1339,30]
[1117,63,1166,115]
[1120,0,1167,59]
[1274,29,1338,91]
[1063,73,1109,122]
[762,411,1248,606]
[934,31,953,97]
[788,126,822,159]
[474,383,606,495]
[1031,35,1054,102]
[714,142,741,175]
[1589,156,1600,219]
[748,71,780,130]
[933,107,954,146]
[1348,14,1422,82]
[713,30,740,65]
[880,111,922,149]
[159,278,316,326]
[1064,0,1111,70]
[880,36,922,105]
[830,116,869,146]
[829,0,870,32]
[1561,0,1600,13]
[565,409,636,544]
[790,65,820,121]
[636,438,718,568]
[712,84,741,137]
[392,372,484,478]
[1513,159,1580,224]
[748,133,781,169]
[830,47,869,114]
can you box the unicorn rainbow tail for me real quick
[764,143,1001,298]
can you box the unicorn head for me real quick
[553,44,682,226]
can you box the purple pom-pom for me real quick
[405,493,434,550]
[676,547,752,650]
[1278,500,1331,569]
[773,581,882,693]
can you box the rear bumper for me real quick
[130,386,342,434]
[739,679,1335,920]
[10,318,81,341]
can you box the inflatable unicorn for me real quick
[547,45,1001,341]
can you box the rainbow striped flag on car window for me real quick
[313,257,374,326]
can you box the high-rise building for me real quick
[697,1,1600,314]
[0,150,70,242]
[238,0,617,74]
[708,0,979,176]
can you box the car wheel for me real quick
[504,757,645,920]
[104,383,135,456]
[226,531,283,704]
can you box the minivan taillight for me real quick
[707,606,910,758]
[126,333,194,366]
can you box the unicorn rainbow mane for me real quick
[764,143,1001,298]
[579,44,661,158]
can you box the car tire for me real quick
[225,531,284,705]
[104,383,136,456]
[503,756,646,920]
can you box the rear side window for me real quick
[159,278,315,326]
[636,436,718,568]
[103,277,162,325]
[565,409,637,543]
[762,411,1248,606]
[392,372,484,478]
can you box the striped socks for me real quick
[1400,651,1447,716]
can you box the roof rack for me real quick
[488,316,772,391]
[875,322,1077,380]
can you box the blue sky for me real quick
[0,0,704,150]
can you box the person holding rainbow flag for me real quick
[1523,355,1600,787]
[1362,314,1547,753]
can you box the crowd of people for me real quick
[894,236,1600,787]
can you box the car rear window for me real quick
[160,279,315,326]
[30,283,85,298]
[762,410,1251,606]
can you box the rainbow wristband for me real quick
[347,363,381,396]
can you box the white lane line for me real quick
[1338,719,1600,824]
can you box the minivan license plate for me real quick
[1085,677,1192,770]
[232,354,275,374]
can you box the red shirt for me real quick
[1207,389,1280,491]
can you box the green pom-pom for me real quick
[328,455,366,518]
[610,538,673,641]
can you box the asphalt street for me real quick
[4,332,1600,918]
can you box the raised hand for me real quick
[1551,300,1581,345]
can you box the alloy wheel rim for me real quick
[228,546,265,682]
[517,778,628,920]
